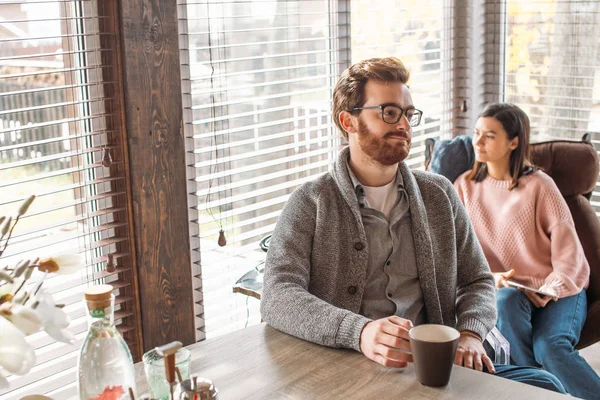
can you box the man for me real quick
[260,57,564,392]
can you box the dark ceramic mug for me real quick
[409,324,460,387]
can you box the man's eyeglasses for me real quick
[351,104,423,127]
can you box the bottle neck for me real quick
[85,295,115,326]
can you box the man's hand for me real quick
[454,331,495,373]
[359,316,413,368]
[492,269,515,289]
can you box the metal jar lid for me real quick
[177,375,218,400]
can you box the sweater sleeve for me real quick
[260,184,370,352]
[538,182,590,298]
[447,179,497,340]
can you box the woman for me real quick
[454,103,599,399]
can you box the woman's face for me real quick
[473,117,518,165]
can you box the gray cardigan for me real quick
[261,147,496,352]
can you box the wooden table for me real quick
[135,323,569,399]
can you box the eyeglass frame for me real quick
[350,103,423,127]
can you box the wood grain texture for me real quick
[135,324,570,399]
[117,0,195,351]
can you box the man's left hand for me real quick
[454,331,495,373]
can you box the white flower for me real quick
[0,316,35,377]
[31,289,74,344]
[37,254,84,275]
[0,303,42,335]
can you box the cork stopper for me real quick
[84,284,113,310]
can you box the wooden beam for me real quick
[116,0,196,350]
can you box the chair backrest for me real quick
[529,140,600,304]
[427,136,475,183]
[530,139,598,199]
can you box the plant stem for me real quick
[12,276,27,299]
[13,265,40,304]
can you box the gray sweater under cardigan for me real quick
[261,146,496,352]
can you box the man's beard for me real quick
[357,119,411,166]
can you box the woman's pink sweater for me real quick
[454,170,589,298]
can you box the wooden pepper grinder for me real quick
[156,341,183,399]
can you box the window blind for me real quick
[0,1,139,398]
[178,0,348,339]
[501,0,600,212]
[350,0,453,168]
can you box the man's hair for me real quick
[332,57,410,140]
[467,102,535,190]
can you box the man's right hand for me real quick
[359,316,413,368]
[492,269,515,289]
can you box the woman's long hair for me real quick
[467,103,535,190]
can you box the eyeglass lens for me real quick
[382,105,420,126]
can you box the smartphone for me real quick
[505,280,558,299]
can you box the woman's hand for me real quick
[523,285,558,308]
[492,269,515,289]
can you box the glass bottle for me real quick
[78,284,137,399]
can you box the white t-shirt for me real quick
[363,177,398,218]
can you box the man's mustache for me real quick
[384,132,410,140]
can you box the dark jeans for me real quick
[497,287,600,399]
[487,363,565,394]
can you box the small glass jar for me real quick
[142,347,192,399]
